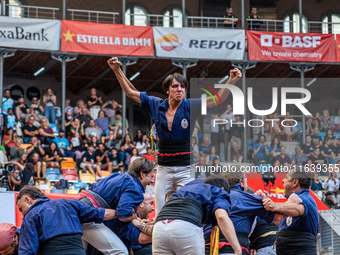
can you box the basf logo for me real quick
[260,34,321,48]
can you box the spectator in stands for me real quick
[143,147,155,162]
[95,143,113,173]
[306,159,316,172]
[45,142,60,168]
[0,144,8,164]
[128,148,141,168]
[8,161,34,190]
[326,128,338,147]
[306,116,315,135]
[73,100,89,118]
[10,138,24,162]
[27,137,45,160]
[213,156,221,174]
[133,129,143,145]
[196,155,208,179]
[77,107,92,129]
[65,108,73,137]
[274,145,291,167]
[5,108,16,131]
[320,109,334,131]
[15,95,29,122]
[301,135,315,157]
[80,143,102,177]
[334,109,340,132]
[71,132,87,159]
[87,88,103,117]
[2,89,15,117]
[335,139,340,160]
[210,114,220,156]
[219,104,234,161]
[311,127,322,147]
[206,145,219,166]
[85,119,101,141]
[28,96,44,115]
[119,134,135,166]
[269,137,281,157]
[253,135,273,166]
[104,130,120,150]
[22,116,39,144]
[325,171,340,208]
[230,115,243,163]
[38,117,55,145]
[291,146,308,166]
[223,6,238,28]
[309,147,325,166]
[248,7,262,30]
[136,134,150,156]
[191,136,200,163]
[199,136,212,157]
[283,112,300,141]
[25,109,43,128]
[311,172,323,200]
[95,110,110,138]
[27,152,46,179]
[271,112,283,139]
[18,152,28,166]
[53,129,75,158]
[8,167,21,191]
[65,98,73,115]
[109,110,129,139]
[102,100,121,120]
[320,137,337,165]
[110,148,123,172]
[89,136,99,150]
[70,118,85,138]
[4,128,16,153]
[43,88,56,124]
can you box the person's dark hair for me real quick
[127,157,155,178]
[324,137,330,143]
[115,110,121,115]
[204,175,230,193]
[98,110,106,118]
[88,143,94,148]
[131,147,138,156]
[209,145,218,155]
[4,89,10,94]
[271,137,280,147]
[165,190,175,201]
[326,128,333,137]
[289,169,312,189]
[135,129,143,144]
[306,135,312,140]
[46,142,58,156]
[212,156,220,167]
[16,186,45,202]
[257,135,266,143]
[221,167,245,188]
[162,73,188,94]
[6,127,13,136]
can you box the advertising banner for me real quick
[336,34,340,62]
[61,20,154,56]
[247,30,336,62]
[0,17,60,51]
[153,27,245,60]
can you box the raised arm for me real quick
[206,68,242,109]
[107,57,141,104]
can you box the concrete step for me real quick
[281,141,300,154]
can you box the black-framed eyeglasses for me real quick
[170,83,186,89]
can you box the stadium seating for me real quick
[45,168,61,182]
[318,132,326,141]
[61,160,76,169]
[96,170,111,178]
[49,123,59,137]
[50,189,64,193]
[79,170,96,184]
[62,169,78,183]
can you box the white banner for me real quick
[153,27,245,60]
[0,192,16,225]
[0,17,60,51]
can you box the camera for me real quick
[0,163,16,191]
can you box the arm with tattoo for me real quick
[132,219,154,236]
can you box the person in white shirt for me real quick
[325,171,340,208]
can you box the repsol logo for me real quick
[189,40,243,50]
[0,27,48,41]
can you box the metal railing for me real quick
[307,21,340,34]
[126,14,178,27]
[68,9,119,24]
[6,4,59,19]
[188,16,238,29]
[247,18,295,32]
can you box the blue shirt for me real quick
[252,143,270,157]
[7,114,16,128]
[269,145,280,153]
[53,137,70,150]
[279,189,319,236]
[2,97,14,113]
[169,180,231,225]
[95,117,110,131]
[90,173,145,219]
[83,151,95,162]
[228,184,275,234]
[19,197,105,255]
[140,92,201,141]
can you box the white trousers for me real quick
[154,164,195,215]
[82,222,128,255]
[152,219,205,255]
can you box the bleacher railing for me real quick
[307,21,340,34]
[188,16,238,29]
[68,9,119,24]
[6,4,59,19]
[126,14,178,27]
[247,18,295,32]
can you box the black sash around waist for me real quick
[156,197,204,227]
[38,234,85,255]
[158,140,191,166]
[276,230,317,255]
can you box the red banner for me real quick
[336,34,340,62]
[247,31,336,62]
[61,20,154,56]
